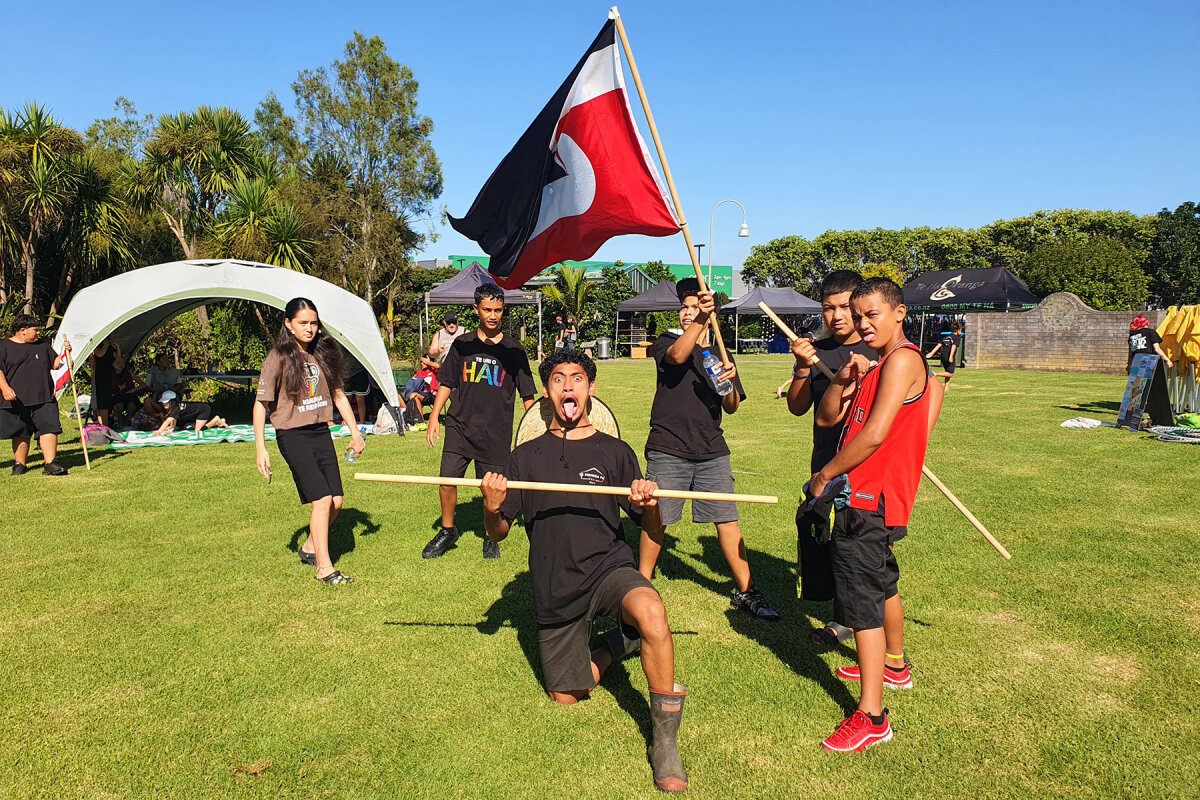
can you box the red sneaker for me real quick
[821,709,893,752]
[835,663,913,689]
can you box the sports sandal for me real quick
[810,622,853,649]
[299,551,317,566]
[316,570,354,584]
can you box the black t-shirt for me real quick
[1128,328,1161,356]
[167,400,211,426]
[937,333,960,363]
[807,337,875,473]
[439,333,536,464]
[500,431,643,626]
[645,332,746,461]
[0,339,57,409]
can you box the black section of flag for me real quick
[447,20,617,282]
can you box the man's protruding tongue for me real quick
[562,397,579,421]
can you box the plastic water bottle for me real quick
[702,349,733,396]
[345,446,357,464]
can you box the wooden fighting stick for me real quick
[611,7,731,364]
[355,473,778,505]
[758,300,1012,560]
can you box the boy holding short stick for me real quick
[812,278,934,752]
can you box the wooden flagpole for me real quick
[355,473,778,504]
[63,347,91,471]
[610,6,732,365]
[757,300,1011,559]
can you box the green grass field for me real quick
[2,360,1197,799]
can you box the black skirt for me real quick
[274,423,344,504]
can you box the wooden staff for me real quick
[63,345,91,471]
[355,473,778,504]
[611,7,731,365]
[758,300,1011,559]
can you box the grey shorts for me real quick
[537,567,656,693]
[644,450,737,525]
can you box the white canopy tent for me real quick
[50,259,400,410]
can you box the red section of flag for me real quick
[498,88,679,288]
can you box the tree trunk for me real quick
[47,260,76,320]
[20,223,38,314]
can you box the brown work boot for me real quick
[648,684,688,792]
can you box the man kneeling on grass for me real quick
[481,350,689,793]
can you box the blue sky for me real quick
[3,1,1197,271]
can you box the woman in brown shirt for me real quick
[254,297,366,584]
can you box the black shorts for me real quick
[830,502,903,630]
[537,567,657,693]
[275,423,344,504]
[0,402,63,439]
[796,507,835,602]
[346,370,370,396]
[940,358,956,374]
[439,450,503,480]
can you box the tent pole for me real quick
[735,312,739,354]
[919,314,926,353]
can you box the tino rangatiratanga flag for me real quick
[448,14,680,288]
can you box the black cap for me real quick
[443,312,458,324]
[676,277,702,303]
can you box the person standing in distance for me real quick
[254,297,366,584]
[638,278,780,621]
[424,283,537,560]
[0,314,72,476]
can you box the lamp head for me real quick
[738,222,750,238]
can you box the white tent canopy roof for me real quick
[51,259,399,408]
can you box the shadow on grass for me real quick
[1058,400,1121,414]
[2,442,127,471]
[288,507,379,563]
[650,529,858,713]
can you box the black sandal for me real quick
[316,570,354,584]
[299,551,317,566]
[810,622,853,649]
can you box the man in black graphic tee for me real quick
[0,314,72,476]
[423,282,536,560]
[481,350,689,793]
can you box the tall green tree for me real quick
[543,265,593,321]
[85,96,155,160]
[0,102,130,315]
[1020,238,1149,311]
[1145,202,1200,305]
[740,235,821,292]
[285,32,444,307]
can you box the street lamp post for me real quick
[708,199,750,291]
[694,243,704,266]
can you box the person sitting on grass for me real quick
[402,354,439,432]
[0,314,72,476]
[151,390,228,436]
[109,355,148,427]
[812,278,936,753]
[146,352,183,396]
[480,349,689,793]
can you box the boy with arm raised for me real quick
[812,278,934,752]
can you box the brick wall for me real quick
[961,293,1165,374]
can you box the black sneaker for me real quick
[42,461,68,476]
[482,537,500,559]
[731,586,780,621]
[421,526,460,558]
[11,463,28,476]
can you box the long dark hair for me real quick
[273,297,345,403]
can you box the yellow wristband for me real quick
[886,653,905,660]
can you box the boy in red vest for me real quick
[811,278,935,752]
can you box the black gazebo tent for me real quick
[720,287,821,352]
[613,280,679,352]
[903,267,1039,358]
[422,262,542,352]
[903,267,1038,312]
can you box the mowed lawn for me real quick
[1,360,1197,799]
